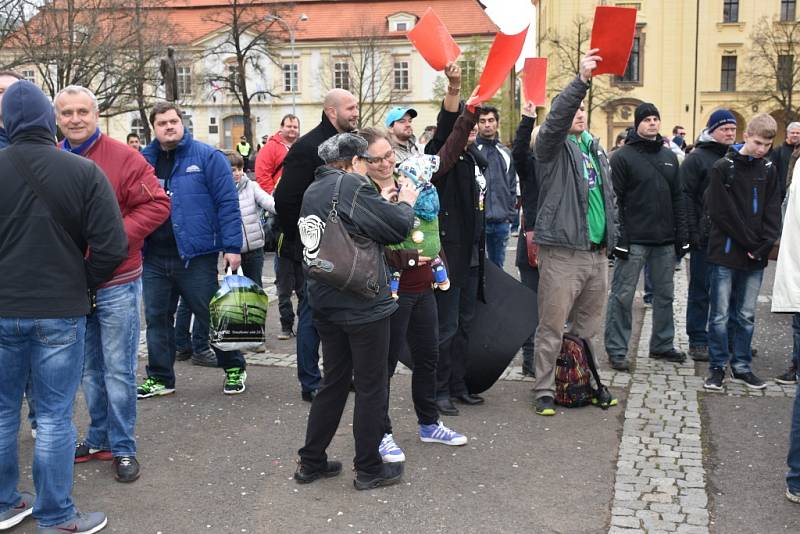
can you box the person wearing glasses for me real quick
[357,69,475,463]
[294,133,417,490]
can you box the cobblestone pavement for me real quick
[608,260,796,534]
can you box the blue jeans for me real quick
[792,313,800,369]
[687,249,710,347]
[0,316,86,527]
[174,297,204,354]
[606,244,676,358]
[143,253,245,388]
[485,222,511,268]
[707,265,764,372]
[296,284,321,393]
[81,279,141,457]
[788,382,800,493]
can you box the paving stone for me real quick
[611,515,641,528]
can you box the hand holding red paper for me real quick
[521,101,536,119]
[589,6,637,76]
[579,49,603,83]
[407,8,461,71]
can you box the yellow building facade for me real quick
[537,0,798,149]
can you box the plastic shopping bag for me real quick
[209,267,269,350]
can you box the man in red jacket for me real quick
[55,85,171,483]
[255,113,300,194]
[255,113,302,339]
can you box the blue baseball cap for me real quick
[385,106,417,127]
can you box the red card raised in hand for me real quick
[589,6,637,76]
[468,27,528,106]
[521,58,547,106]
[407,8,461,71]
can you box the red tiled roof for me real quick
[156,0,499,45]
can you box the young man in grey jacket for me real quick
[531,49,618,416]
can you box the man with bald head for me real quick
[274,89,359,401]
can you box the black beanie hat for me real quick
[634,103,660,131]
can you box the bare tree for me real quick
[121,0,174,143]
[8,0,143,115]
[203,0,289,145]
[0,0,27,56]
[318,24,404,128]
[740,16,800,124]
[542,15,625,128]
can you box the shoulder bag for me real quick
[307,173,382,299]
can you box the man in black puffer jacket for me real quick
[605,103,689,371]
[681,109,737,361]
[274,89,359,402]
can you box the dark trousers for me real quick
[143,253,245,388]
[297,283,321,393]
[241,248,264,285]
[435,266,479,399]
[384,290,439,435]
[518,264,540,369]
[299,315,390,476]
[275,256,304,331]
[687,249,711,347]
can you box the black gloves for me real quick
[675,241,690,259]
[611,246,629,260]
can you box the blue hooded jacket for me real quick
[142,132,242,260]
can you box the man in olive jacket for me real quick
[531,50,618,416]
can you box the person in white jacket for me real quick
[228,151,276,283]
[772,162,800,504]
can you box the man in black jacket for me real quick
[769,121,800,195]
[681,109,737,361]
[0,81,127,534]
[274,89,359,402]
[605,103,689,371]
[424,65,486,415]
[511,101,539,377]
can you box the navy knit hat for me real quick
[634,103,660,131]
[707,109,737,133]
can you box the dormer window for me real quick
[388,12,416,32]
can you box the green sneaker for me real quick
[137,377,175,399]
[591,386,619,409]
[223,368,247,395]
[535,396,556,416]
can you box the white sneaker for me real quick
[378,433,406,463]
[419,422,468,446]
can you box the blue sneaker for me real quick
[0,491,34,530]
[378,433,405,463]
[419,422,467,446]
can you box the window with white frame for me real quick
[334,61,350,91]
[21,69,35,84]
[393,60,409,91]
[177,65,192,96]
[209,116,218,134]
[130,117,145,137]
[283,63,298,93]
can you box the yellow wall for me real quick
[538,0,793,149]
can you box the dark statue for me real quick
[160,47,178,102]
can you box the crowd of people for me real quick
[0,43,799,532]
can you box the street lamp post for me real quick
[265,13,308,115]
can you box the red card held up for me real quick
[521,58,547,106]
[467,27,528,106]
[589,6,637,76]
[407,7,461,71]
